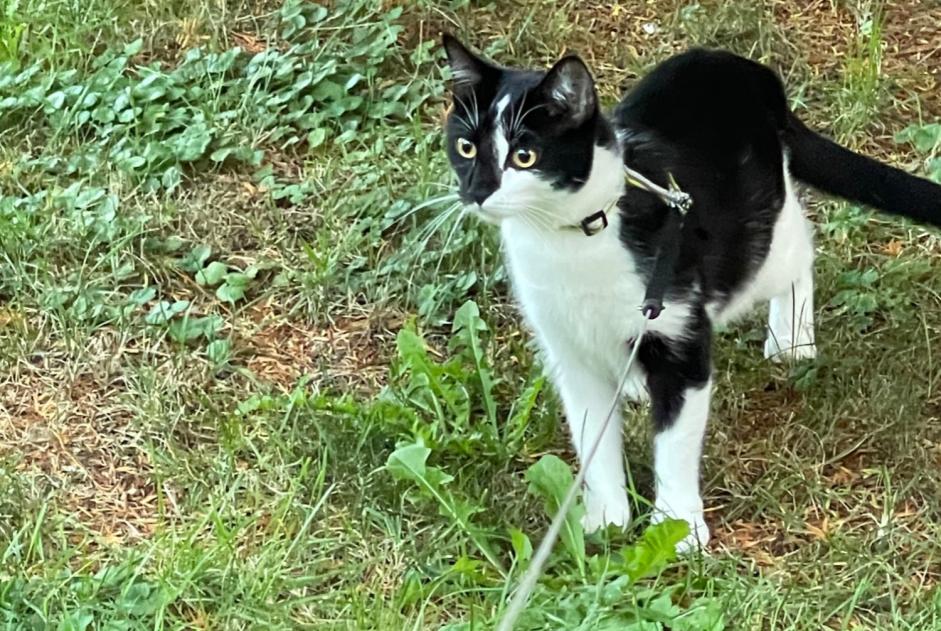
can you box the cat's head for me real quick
[441,35,619,228]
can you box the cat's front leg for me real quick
[642,329,713,552]
[552,356,631,532]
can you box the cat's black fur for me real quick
[617,48,941,304]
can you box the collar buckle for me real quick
[579,210,608,236]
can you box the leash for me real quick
[494,166,692,631]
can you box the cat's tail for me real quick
[783,112,941,227]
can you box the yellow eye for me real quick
[512,148,538,169]
[456,138,477,159]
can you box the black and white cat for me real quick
[440,35,941,551]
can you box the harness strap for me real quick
[569,166,693,320]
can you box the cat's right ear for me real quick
[442,34,492,89]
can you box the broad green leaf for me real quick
[123,39,143,56]
[145,300,190,325]
[216,282,246,303]
[509,527,532,564]
[57,610,93,631]
[671,598,725,631]
[224,272,252,288]
[307,128,327,147]
[46,91,65,109]
[179,245,212,272]
[127,287,156,306]
[386,443,503,575]
[206,339,231,365]
[620,519,689,583]
[506,375,544,448]
[171,122,212,161]
[196,261,228,286]
[385,443,431,483]
[895,122,941,154]
[450,300,497,424]
[525,455,585,571]
[167,315,223,343]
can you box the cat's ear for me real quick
[442,34,492,89]
[537,56,596,126]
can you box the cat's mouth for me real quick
[469,204,508,225]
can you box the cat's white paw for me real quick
[581,491,632,533]
[651,501,710,553]
[763,335,817,363]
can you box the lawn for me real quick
[1,0,940,629]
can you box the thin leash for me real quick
[494,166,692,631]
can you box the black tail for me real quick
[783,112,941,228]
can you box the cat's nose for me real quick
[470,190,491,205]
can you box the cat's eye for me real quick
[456,138,477,159]
[512,148,538,169]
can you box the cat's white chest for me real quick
[501,217,692,394]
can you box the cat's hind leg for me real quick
[764,270,817,361]
[763,174,817,362]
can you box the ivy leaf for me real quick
[46,91,66,110]
[57,610,94,631]
[307,128,327,148]
[144,300,190,325]
[167,314,223,343]
[196,261,228,286]
[171,122,212,161]
[216,282,246,304]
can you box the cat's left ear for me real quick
[442,34,494,89]
[537,56,597,126]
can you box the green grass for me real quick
[1,0,940,629]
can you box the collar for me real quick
[563,165,693,238]
[574,209,609,236]
[562,198,617,236]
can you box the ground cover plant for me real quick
[0,0,940,629]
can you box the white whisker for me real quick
[510,92,527,137]
[385,193,461,232]
[434,207,468,276]
[470,86,480,128]
[453,94,476,132]
[403,203,463,294]
[516,102,551,131]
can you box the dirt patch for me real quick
[239,303,403,392]
[0,325,159,544]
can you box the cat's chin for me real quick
[472,207,506,225]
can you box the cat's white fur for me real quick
[475,138,815,552]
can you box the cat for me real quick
[440,34,941,551]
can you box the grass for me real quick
[1,0,940,629]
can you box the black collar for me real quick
[563,202,616,236]
[565,165,693,238]
[577,209,608,236]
